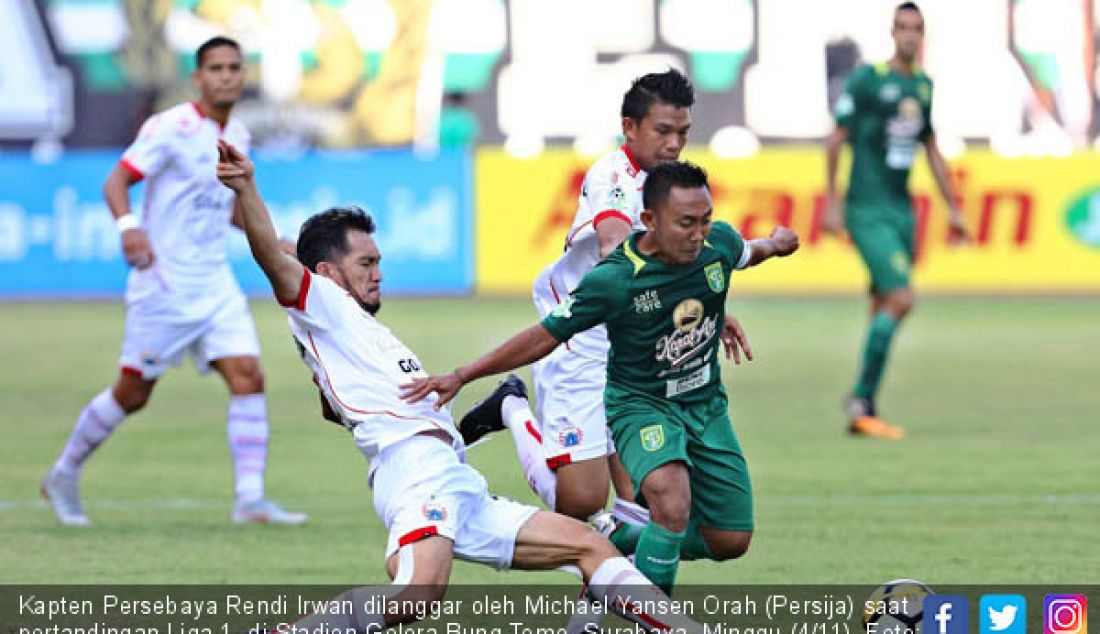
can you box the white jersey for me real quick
[120,102,250,305]
[282,269,462,465]
[537,145,647,360]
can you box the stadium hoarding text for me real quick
[0,149,474,297]
[475,148,1100,294]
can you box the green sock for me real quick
[608,521,644,556]
[679,517,713,561]
[634,521,685,595]
[853,311,900,400]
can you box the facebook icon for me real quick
[925,596,970,634]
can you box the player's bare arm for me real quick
[823,126,849,236]
[923,135,971,243]
[401,323,559,409]
[597,216,634,259]
[745,226,800,267]
[215,140,304,304]
[103,162,155,269]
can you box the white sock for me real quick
[54,388,126,474]
[290,587,387,632]
[612,497,651,526]
[227,393,268,504]
[587,556,702,634]
[501,395,557,509]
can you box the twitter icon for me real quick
[982,595,1027,634]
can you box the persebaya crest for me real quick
[704,262,725,293]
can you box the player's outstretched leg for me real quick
[43,372,153,526]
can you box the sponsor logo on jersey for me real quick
[605,186,627,211]
[656,300,718,368]
[141,353,159,367]
[633,289,662,313]
[559,424,583,448]
[880,83,901,102]
[551,296,575,319]
[704,262,725,292]
[422,503,448,522]
[640,424,665,452]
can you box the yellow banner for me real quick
[475,147,1100,294]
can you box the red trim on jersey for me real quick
[398,525,439,547]
[120,366,144,378]
[565,219,593,248]
[192,101,227,132]
[119,159,144,182]
[547,453,572,470]
[593,209,631,230]
[278,268,311,310]
[547,277,572,352]
[525,420,542,444]
[307,332,443,425]
[621,144,641,173]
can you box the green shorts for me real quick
[606,389,753,531]
[846,203,915,294]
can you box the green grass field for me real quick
[2,297,1097,585]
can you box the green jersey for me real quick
[834,62,934,208]
[541,221,748,405]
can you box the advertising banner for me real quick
[0,149,473,297]
[475,147,1100,294]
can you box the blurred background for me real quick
[2,0,1100,297]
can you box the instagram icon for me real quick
[1045,595,1088,634]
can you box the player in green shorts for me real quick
[824,1,970,439]
[403,161,799,593]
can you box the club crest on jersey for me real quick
[559,424,584,448]
[704,262,725,293]
[422,503,448,522]
[605,187,627,211]
[640,425,665,452]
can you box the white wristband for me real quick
[116,214,140,233]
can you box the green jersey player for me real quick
[824,1,970,439]
[403,161,799,593]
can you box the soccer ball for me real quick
[863,579,934,634]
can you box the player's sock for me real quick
[679,517,713,561]
[606,498,649,554]
[853,310,899,400]
[288,587,386,632]
[586,556,701,633]
[633,521,685,595]
[612,497,651,525]
[502,395,557,509]
[54,388,126,474]
[227,393,268,504]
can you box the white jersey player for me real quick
[215,140,707,634]
[42,36,305,526]
[458,70,752,532]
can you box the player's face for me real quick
[330,230,383,314]
[891,9,924,62]
[623,102,692,171]
[192,45,245,108]
[645,185,712,265]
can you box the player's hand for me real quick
[216,140,254,192]
[769,225,800,257]
[822,195,846,237]
[722,314,753,364]
[121,228,156,269]
[947,209,971,245]
[401,373,464,410]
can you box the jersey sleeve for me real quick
[540,261,627,342]
[709,222,750,270]
[280,269,346,331]
[833,65,869,129]
[120,114,172,180]
[583,164,634,230]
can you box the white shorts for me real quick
[119,289,261,380]
[368,434,539,569]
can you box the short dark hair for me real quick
[896,1,921,16]
[297,206,377,271]
[621,68,695,121]
[643,161,709,212]
[196,36,242,68]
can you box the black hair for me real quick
[620,68,695,121]
[642,161,709,212]
[196,36,242,68]
[896,1,921,16]
[296,205,377,272]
